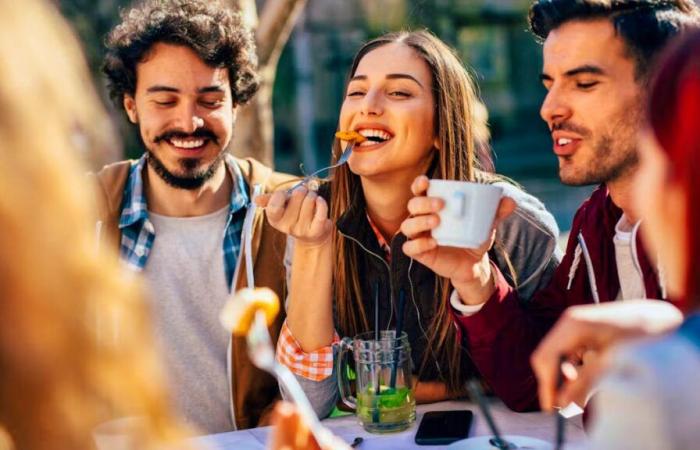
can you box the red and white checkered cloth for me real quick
[276,321,339,381]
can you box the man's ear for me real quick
[123,95,138,123]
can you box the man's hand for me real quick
[401,175,515,305]
[531,300,683,411]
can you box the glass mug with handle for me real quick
[335,330,416,433]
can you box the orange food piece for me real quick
[220,287,280,336]
[335,130,367,143]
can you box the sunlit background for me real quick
[60,0,633,233]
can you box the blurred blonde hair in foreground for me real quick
[0,0,185,448]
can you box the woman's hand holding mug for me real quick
[401,175,515,306]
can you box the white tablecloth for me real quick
[193,399,588,449]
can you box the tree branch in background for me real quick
[229,0,307,167]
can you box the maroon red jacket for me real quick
[452,185,665,411]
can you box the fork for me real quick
[247,312,347,449]
[242,189,347,448]
[286,141,356,194]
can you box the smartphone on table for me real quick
[414,409,474,445]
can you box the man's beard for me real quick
[146,128,225,190]
[557,102,641,186]
[146,150,226,190]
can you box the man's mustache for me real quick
[551,122,590,137]
[154,128,218,144]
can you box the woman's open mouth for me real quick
[355,128,393,150]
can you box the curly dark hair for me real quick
[103,0,259,108]
[529,0,700,80]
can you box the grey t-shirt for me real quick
[144,206,232,434]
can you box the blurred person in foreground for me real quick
[0,0,186,448]
[533,29,700,449]
[407,0,700,411]
[96,0,294,432]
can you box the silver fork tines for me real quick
[286,141,355,194]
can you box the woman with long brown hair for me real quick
[0,1,184,448]
[258,30,561,417]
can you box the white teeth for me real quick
[170,139,205,149]
[357,128,392,142]
[557,138,572,146]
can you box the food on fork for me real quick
[335,130,367,143]
[220,287,280,336]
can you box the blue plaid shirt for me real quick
[118,154,249,290]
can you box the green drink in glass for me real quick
[357,385,416,432]
[336,331,416,433]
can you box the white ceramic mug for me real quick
[427,180,503,249]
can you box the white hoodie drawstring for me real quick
[567,244,582,291]
[577,233,601,303]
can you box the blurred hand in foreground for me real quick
[268,402,351,450]
[531,299,683,411]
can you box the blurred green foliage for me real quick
[60,0,144,159]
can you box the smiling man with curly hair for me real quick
[93,0,294,433]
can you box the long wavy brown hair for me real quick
[0,1,184,448]
[330,30,501,394]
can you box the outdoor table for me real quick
[193,399,588,449]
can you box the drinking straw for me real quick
[372,282,380,423]
[466,379,509,450]
[555,356,567,450]
[389,290,406,389]
[374,282,380,342]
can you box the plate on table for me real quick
[447,435,552,449]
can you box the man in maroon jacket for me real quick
[447,0,700,411]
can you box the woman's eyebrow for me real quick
[349,73,423,88]
[386,73,423,88]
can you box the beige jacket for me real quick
[90,157,297,429]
